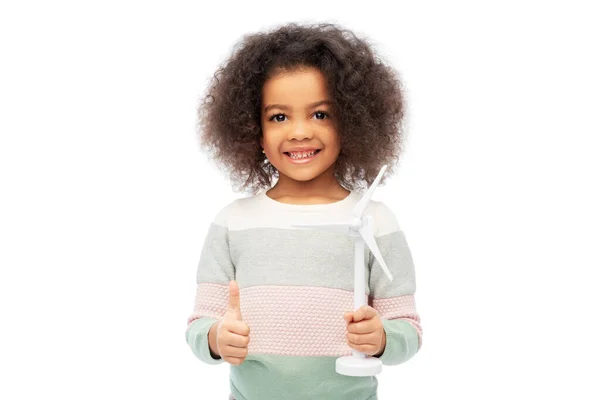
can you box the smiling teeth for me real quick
[289,150,317,159]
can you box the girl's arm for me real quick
[185,203,237,365]
[368,202,422,365]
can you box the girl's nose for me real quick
[287,120,314,141]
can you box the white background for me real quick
[1,1,599,399]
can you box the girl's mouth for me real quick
[284,149,321,164]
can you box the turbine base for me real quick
[335,355,382,376]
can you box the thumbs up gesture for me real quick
[214,280,250,366]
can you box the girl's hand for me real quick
[343,305,386,357]
[215,281,251,366]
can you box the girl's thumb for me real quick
[227,280,242,319]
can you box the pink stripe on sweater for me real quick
[188,283,422,355]
[187,282,229,326]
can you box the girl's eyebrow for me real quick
[263,100,332,113]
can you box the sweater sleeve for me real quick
[184,204,237,365]
[367,202,423,366]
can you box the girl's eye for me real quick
[314,110,329,120]
[268,113,287,122]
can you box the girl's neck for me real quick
[266,171,350,205]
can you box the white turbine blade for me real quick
[359,226,394,282]
[351,165,388,218]
[292,222,351,235]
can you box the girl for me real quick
[185,22,422,400]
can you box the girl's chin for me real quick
[276,167,328,182]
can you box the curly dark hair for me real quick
[197,22,407,195]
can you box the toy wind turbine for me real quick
[292,165,393,376]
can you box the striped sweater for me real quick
[185,190,422,400]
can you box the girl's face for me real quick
[260,67,341,185]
